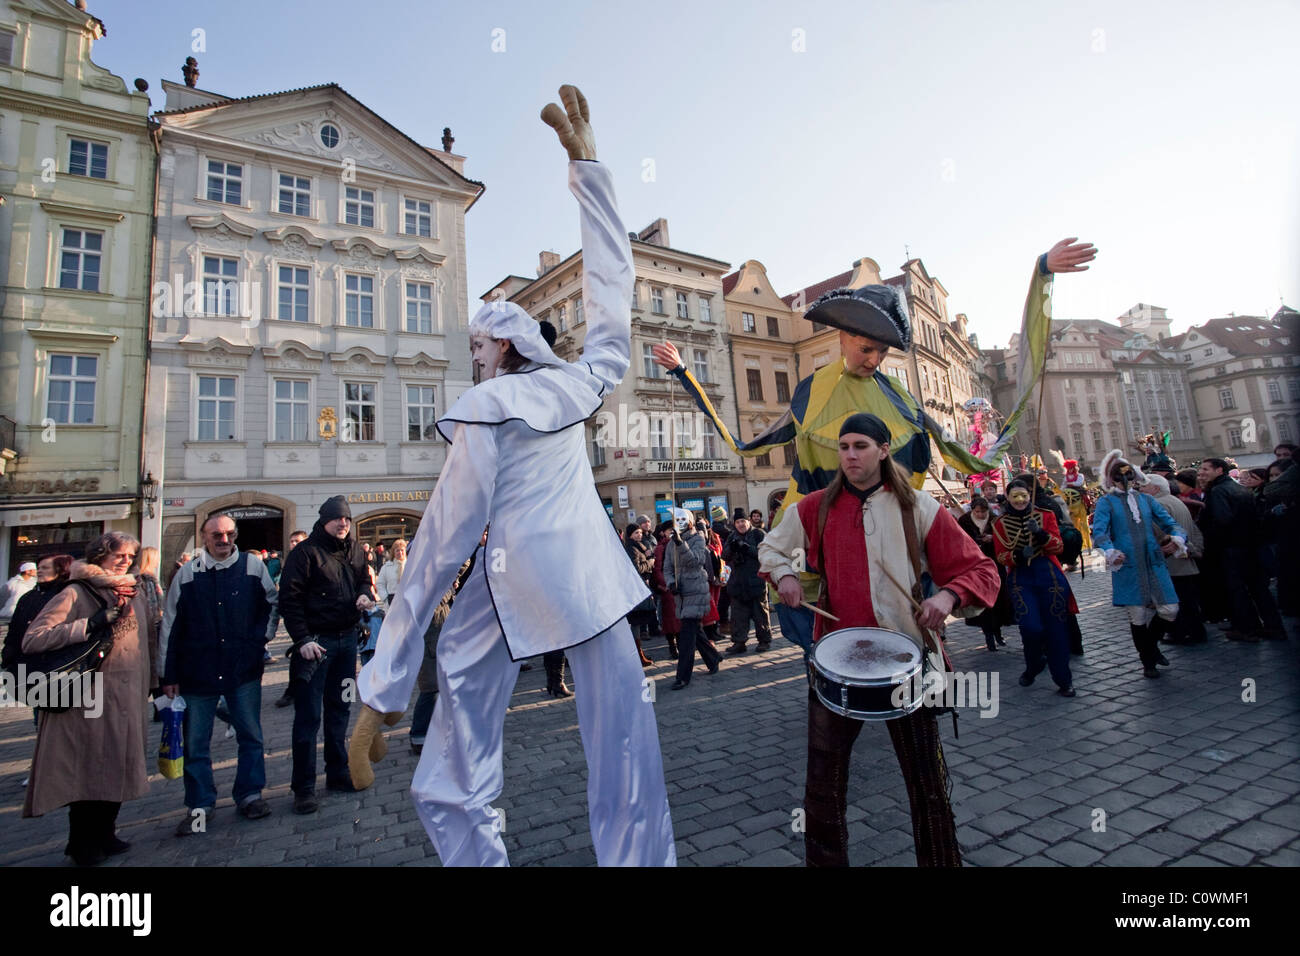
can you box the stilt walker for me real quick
[348,86,675,866]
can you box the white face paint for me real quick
[470,335,511,380]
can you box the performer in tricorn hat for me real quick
[349,86,674,867]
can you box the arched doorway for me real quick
[214,504,284,556]
[355,511,422,550]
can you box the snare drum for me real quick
[810,627,926,721]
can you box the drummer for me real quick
[759,413,1000,867]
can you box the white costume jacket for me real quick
[359,162,648,713]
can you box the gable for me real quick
[157,87,478,196]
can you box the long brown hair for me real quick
[816,442,917,535]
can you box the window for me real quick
[1277,419,1293,443]
[630,285,639,310]
[276,173,311,216]
[1218,387,1235,411]
[68,139,108,179]
[641,344,663,379]
[206,160,242,204]
[1092,428,1103,452]
[702,433,718,459]
[591,431,606,467]
[774,371,791,404]
[1227,426,1243,449]
[203,255,239,315]
[1107,399,1116,416]
[650,417,668,459]
[813,353,830,370]
[699,297,712,323]
[693,349,709,383]
[677,416,695,458]
[1204,348,1213,357]
[1121,370,1132,384]
[0,29,13,66]
[46,354,97,424]
[1064,378,1074,391]
[1071,429,1084,451]
[767,316,780,338]
[1215,365,1227,376]
[342,382,377,441]
[651,287,665,313]
[406,385,437,441]
[273,379,309,441]
[1268,381,1283,403]
[345,187,375,228]
[557,303,568,333]
[345,274,375,328]
[1067,399,1079,417]
[1289,379,1300,401]
[890,367,909,391]
[574,297,584,325]
[1128,397,1139,417]
[746,368,764,402]
[1085,379,1095,392]
[405,282,434,333]
[756,451,772,467]
[403,197,433,237]
[277,265,310,322]
[1084,353,1095,366]
[676,291,689,319]
[319,124,340,149]
[197,375,236,440]
[59,229,102,291]
[921,366,930,392]
[742,312,755,333]
[1087,399,1098,416]
[782,444,796,467]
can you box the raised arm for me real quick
[542,86,634,392]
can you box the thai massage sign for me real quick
[644,460,732,475]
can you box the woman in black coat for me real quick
[1,553,74,677]
[956,498,1010,651]
[623,524,656,667]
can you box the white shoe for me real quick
[224,725,235,739]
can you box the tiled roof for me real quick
[1189,316,1282,355]
[781,269,852,309]
[721,271,739,296]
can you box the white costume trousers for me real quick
[1126,603,1179,626]
[410,560,676,867]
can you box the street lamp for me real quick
[141,471,158,519]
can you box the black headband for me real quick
[839,413,890,444]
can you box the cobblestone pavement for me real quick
[2,554,1297,867]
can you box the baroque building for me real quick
[144,71,482,568]
[485,216,741,526]
[0,0,154,575]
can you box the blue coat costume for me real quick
[1091,491,1185,607]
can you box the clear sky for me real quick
[89,0,1297,346]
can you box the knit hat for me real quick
[319,495,352,522]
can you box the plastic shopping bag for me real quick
[156,694,185,779]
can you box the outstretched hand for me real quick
[540,85,597,161]
[651,342,682,371]
[1045,238,1097,274]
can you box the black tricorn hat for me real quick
[804,284,911,350]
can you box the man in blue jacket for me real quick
[162,512,278,834]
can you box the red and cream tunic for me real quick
[759,484,1000,662]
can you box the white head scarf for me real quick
[470,300,563,369]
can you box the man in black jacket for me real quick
[162,513,278,833]
[722,510,773,653]
[277,496,376,813]
[1198,458,1284,640]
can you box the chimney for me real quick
[954,312,969,338]
[182,56,199,88]
[537,251,561,277]
[441,127,455,153]
[637,218,669,248]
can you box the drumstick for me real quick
[874,562,943,651]
[801,601,840,622]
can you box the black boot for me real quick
[543,651,571,698]
[1131,623,1159,677]
[665,635,679,661]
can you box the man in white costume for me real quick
[352,86,676,867]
